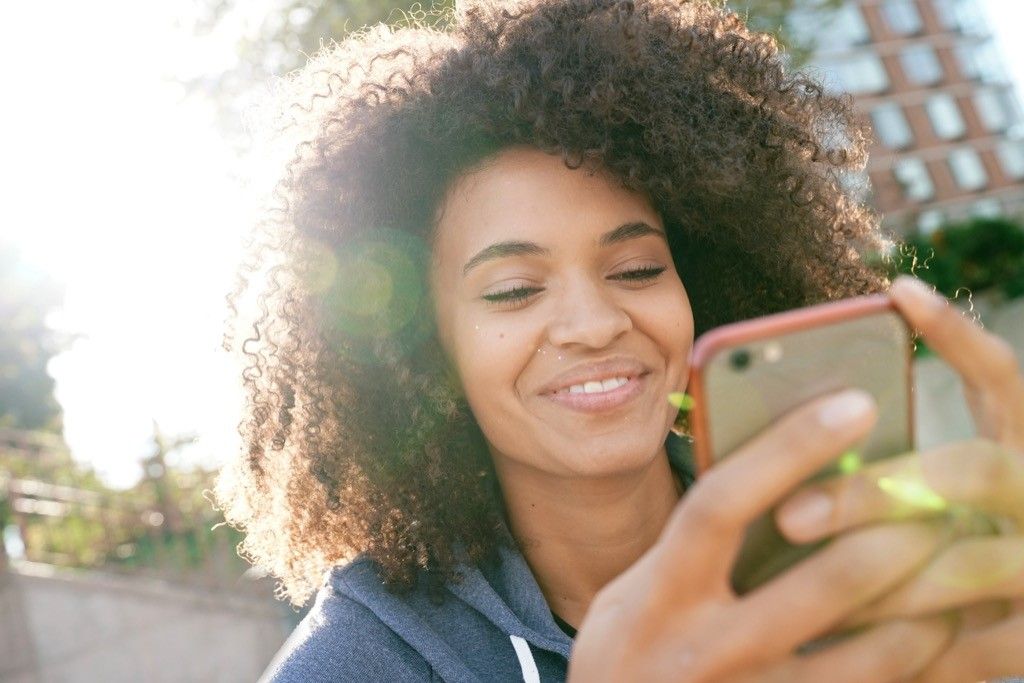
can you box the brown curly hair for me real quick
[214,0,890,606]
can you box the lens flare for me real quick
[667,392,695,410]
[322,228,434,364]
[838,450,863,475]
[299,238,340,294]
[876,475,949,512]
[340,259,395,318]
[868,462,1023,590]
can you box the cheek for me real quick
[450,312,540,418]
[636,285,694,378]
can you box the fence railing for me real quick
[0,465,252,590]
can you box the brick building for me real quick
[790,0,1024,232]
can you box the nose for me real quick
[546,277,633,349]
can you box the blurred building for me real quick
[791,0,1024,232]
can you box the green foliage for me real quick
[893,217,1024,301]
[0,242,67,432]
[724,0,843,66]
[185,0,455,145]
[185,0,841,145]
[1,433,246,580]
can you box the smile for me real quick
[545,373,648,413]
[556,376,631,394]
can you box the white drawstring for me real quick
[509,635,540,683]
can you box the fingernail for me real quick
[782,490,833,533]
[894,277,944,312]
[818,390,873,428]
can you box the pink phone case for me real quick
[689,294,914,473]
[686,294,914,592]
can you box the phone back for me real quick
[693,298,913,473]
[688,296,914,593]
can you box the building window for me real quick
[997,140,1024,180]
[973,88,1022,132]
[917,209,945,235]
[871,103,914,149]
[974,89,1009,131]
[956,42,1008,83]
[824,54,889,94]
[948,148,988,191]
[900,44,943,85]
[881,0,923,35]
[894,158,935,202]
[970,198,1003,218]
[933,0,958,30]
[925,94,966,140]
[961,7,989,37]
[788,4,870,51]
[934,0,988,34]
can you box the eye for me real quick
[609,265,667,283]
[481,285,544,308]
[479,265,666,310]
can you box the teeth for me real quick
[562,376,630,395]
[601,377,627,391]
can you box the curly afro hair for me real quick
[214,0,890,606]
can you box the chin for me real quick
[557,431,667,477]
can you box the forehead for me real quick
[433,147,661,263]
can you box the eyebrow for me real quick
[461,221,666,276]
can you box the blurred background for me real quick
[1,0,1022,680]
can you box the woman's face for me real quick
[431,147,694,478]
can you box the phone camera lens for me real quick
[729,349,751,371]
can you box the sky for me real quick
[3,2,251,486]
[3,0,1024,488]
[965,0,1024,88]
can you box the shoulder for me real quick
[260,560,434,683]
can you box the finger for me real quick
[777,440,1024,544]
[776,452,940,543]
[909,611,1024,683]
[731,522,945,658]
[958,601,1011,631]
[920,439,1024,520]
[845,535,1024,626]
[660,389,877,585]
[737,617,952,683]
[889,276,1024,405]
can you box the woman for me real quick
[215,0,1024,680]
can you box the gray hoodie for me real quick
[262,544,573,682]
[261,436,696,682]
[262,440,1024,683]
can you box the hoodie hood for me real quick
[330,545,571,682]
[262,435,695,682]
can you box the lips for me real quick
[539,356,650,396]
[544,373,648,413]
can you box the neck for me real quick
[494,449,681,629]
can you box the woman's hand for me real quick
[773,276,1024,683]
[569,388,955,683]
[891,276,1024,450]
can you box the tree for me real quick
[726,0,844,65]
[184,0,454,146]
[0,241,66,433]
[183,0,841,146]
[895,216,1024,301]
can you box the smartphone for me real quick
[687,294,914,594]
